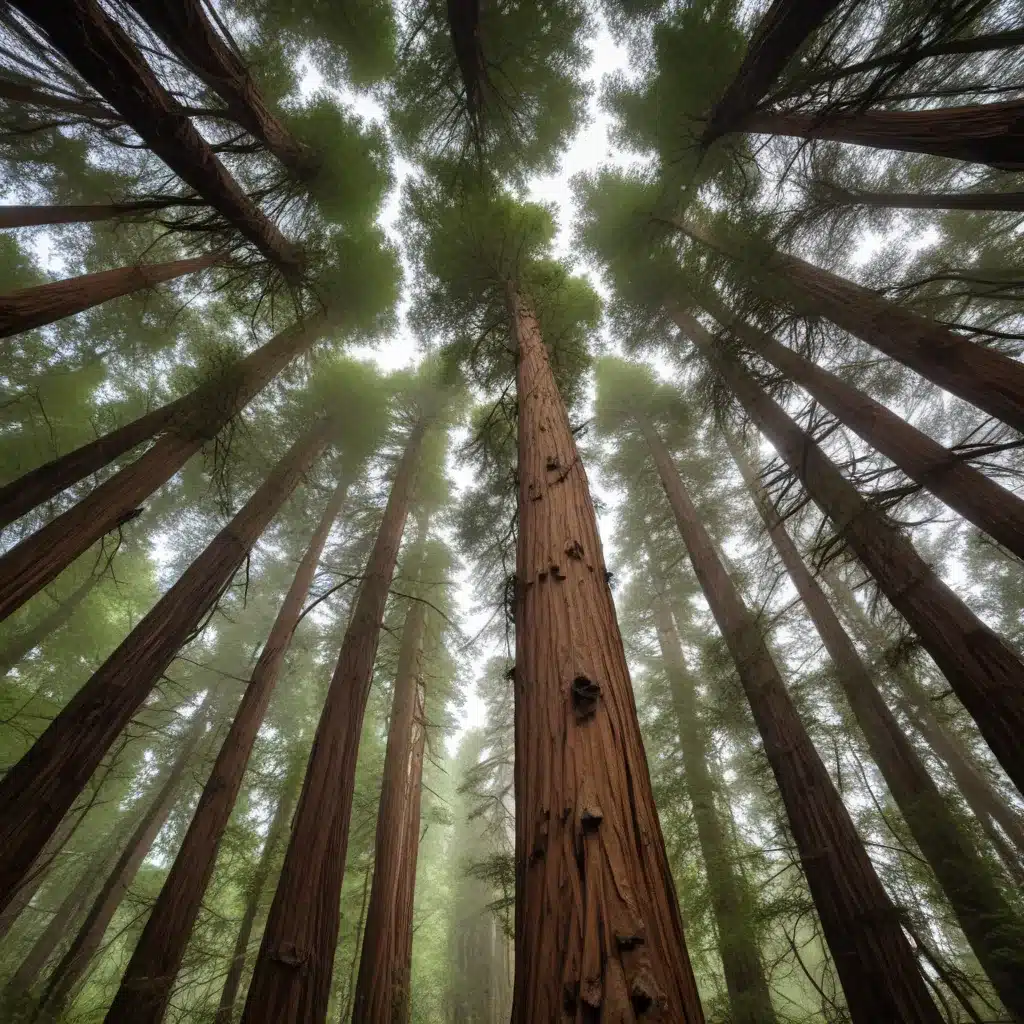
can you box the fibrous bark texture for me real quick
[0,253,219,339]
[351,591,427,1024]
[700,294,1024,561]
[642,420,941,1023]
[676,308,1024,798]
[0,420,332,910]
[0,200,204,229]
[742,100,1024,169]
[702,0,843,144]
[241,417,428,1024]
[676,217,1024,434]
[105,477,350,1024]
[728,435,1024,1017]
[11,0,301,277]
[650,591,777,1024]
[0,312,328,622]
[510,288,704,1023]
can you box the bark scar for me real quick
[572,676,601,720]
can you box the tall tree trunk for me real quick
[741,100,1024,169]
[336,860,373,1024]
[727,432,1024,1017]
[649,591,777,1023]
[214,751,306,1024]
[0,419,333,910]
[674,217,1024,433]
[674,307,1024,795]
[11,0,301,278]
[241,416,429,1024]
[0,573,98,677]
[351,582,428,1023]
[701,0,843,145]
[0,77,116,120]
[0,253,220,339]
[105,477,350,1024]
[36,711,208,1021]
[821,186,1024,213]
[124,0,316,180]
[0,200,205,230]
[509,285,703,1023]
[0,311,328,618]
[640,418,941,1022]
[699,293,1024,560]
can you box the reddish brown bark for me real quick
[510,289,703,1023]
[215,752,305,1024]
[823,186,1024,213]
[125,0,316,180]
[0,200,205,230]
[0,253,220,339]
[700,294,1024,561]
[642,419,940,1022]
[37,712,208,1021]
[675,308,1024,797]
[351,589,428,1023]
[241,417,428,1024]
[0,311,328,621]
[650,591,777,1024]
[0,419,332,912]
[701,0,843,145]
[105,477,350,1024]
[741,100,1024,169]
[675,216,1024,437]
[728,434,1024,1015]
[11,0,301,277]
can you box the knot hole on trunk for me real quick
[572,676,601,721]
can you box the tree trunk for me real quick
[125,0,316,179]
[699,293,1024,561]
[0,200,205,230]
[0,253,220,339]
[241,416,429,1024]
[0,573,98,677]
[727,432,1024,1017]
[0,311,328,619]
[11,0,301,278]
[0,77,116,120]
[674,217,1024,433]
[650,591,777,1024]
[214,752,305,1024]
[641,418,941,1022]
[701,0,843,145]
[509,285,704,1023]
[351,588,428,1023]
[675,307,1024,795]
[105,477,350,1024]
[336,860,373,1024]
[823,186,1024,213]
[36,710,208,1021]
[741,100,1024,169]
[0,419,333,911]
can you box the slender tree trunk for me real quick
[701,0,843,145]
[351,587,428,1023]
[125,0,316,179]
[674,217,1024,433]
[641,418,941,1022]
[0,419,333,911]
[36,711,208,1021]
[106,477,350,1024]
[0,77,116,120]
[823,186,1024,213]
[650,591,777,1024]
[700,293,1024,560]
[215,752,305,1024]
[336,861,373,1024]
[241,416,429,1024]
[741,101,1024,170]
[509,286,704,1023]
[0,311,328,618]
[0,253,220,339]
[11,0,301,278]
[0,574,98,677]
[0,200,205,230]
[728,433,1024,1016]
[674,307,1024,795]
